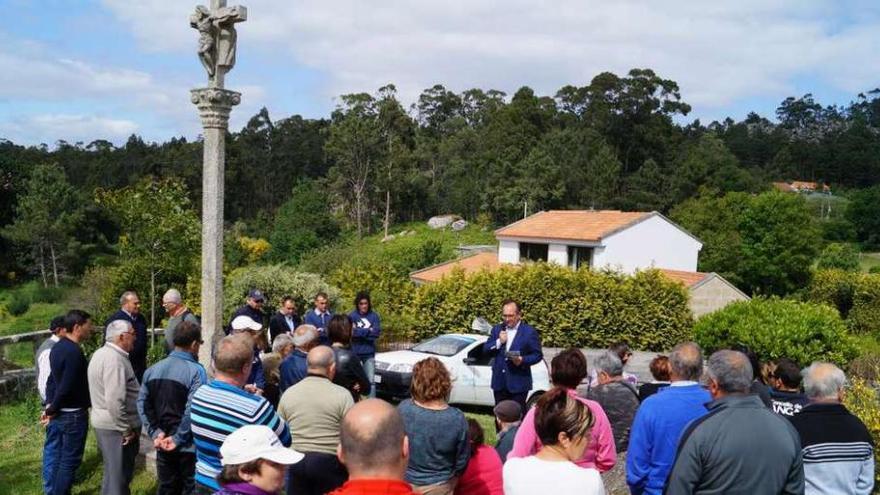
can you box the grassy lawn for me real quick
[0,395,156,495]
[860,252,880,273]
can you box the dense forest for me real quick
[2,68,880,289]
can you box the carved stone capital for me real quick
[191,88,241,129]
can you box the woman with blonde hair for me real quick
[398,357,469,494]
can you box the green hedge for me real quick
[694,298,857,366]
[224,265,340,320]
[850,275,880,336]
[406,263,693,350]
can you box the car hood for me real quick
[375,350,452,366]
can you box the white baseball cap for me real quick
[220,425,304,466]
[231,315,262,332]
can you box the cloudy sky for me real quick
[1,0,878,146]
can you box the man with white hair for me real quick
[88,319,142,495]
[105,290,148,382]
[280,324,319,393]
[262,333,295,407]
[586,350,639,452]
[790,362,874,494]
[161,288,199,353]
[665,350,804,495]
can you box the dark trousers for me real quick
[287,451,348,495]
[95,428,140,495]
[45,409,88,495]
[157,450,196,495]
[493,389,528,412]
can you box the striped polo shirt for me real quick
[190,379,291,490]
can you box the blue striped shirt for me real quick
[190,379,291,490]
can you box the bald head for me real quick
[669,342,703,382]
[307,346,335,376]
[339,399,408,477]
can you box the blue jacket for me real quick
[626,383,710,495]
[303,309,332,345]
[483,321,542,394]
[247,348,265,390]
[348,309,381,358]
[279,349,308,393]
[105,309,148,382]
[137,350,207,453]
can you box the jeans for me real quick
[361,356,376,398]
[157,450,196,495]
[45,409,88,495]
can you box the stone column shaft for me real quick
[191,88,240,369]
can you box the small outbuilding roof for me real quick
[410,252,500,284]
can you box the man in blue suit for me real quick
[483,299,543,412]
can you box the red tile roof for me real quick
[657,268,709,288]
[495,210,651,243]
[410,252,501,284]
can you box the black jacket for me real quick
[268,312,301,345]
[105,309,148,382]
[226,304,266,335]
[332,346,371,401]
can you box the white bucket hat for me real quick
[220,425,304,466]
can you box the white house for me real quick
[494,210,702,273]
[410,209,749,317]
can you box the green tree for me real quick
[2,163,84,286]
[847,185,880,249]
[96,177,200,330]
[268,181,340,263]
[816,243,861,271]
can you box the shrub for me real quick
[849,274,880,335]
[6,291,30,316]
[806,269,860,318]
[407,264,693,350]
[694,298,857,366]
[843,378,880,486]
[816,242,860,271]
[224,264,340,319]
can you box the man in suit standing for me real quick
[483,299,543,412]
[105,291,148,383]
[269,295,301,346]
[304,292,332,345]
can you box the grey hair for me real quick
[292,324,318,347]
[272,333,294,353]
[593,350,623,377]
[162,288,182,304]
[105,319,132,342]
[706,350,753,394]
[119,290,138,305]
[802,362,846,400]
[669,342,703,381]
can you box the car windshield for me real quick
[412,335,475,357]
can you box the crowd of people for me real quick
[36,292,875,495]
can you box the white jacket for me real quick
[87,343,141,432]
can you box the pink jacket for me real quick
[507,389,617,472]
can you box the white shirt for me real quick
[503,456,604,495]
[496,321,521,351]
[670,380,699,387]
[37,335,61,402]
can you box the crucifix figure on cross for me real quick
[190,0,247,88]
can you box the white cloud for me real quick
[0,114,139,145]
[102,0,880,115]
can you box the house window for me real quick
[568,246,592,269]
[519,242,548,262]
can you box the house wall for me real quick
[498,240,519,264]
[689,277,750,318]
[548,243,568,265]
[592,215,701,273]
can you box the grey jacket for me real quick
[664,394,804,495]
[87,343,142,432]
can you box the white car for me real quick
[374,333,551,408]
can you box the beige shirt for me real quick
[277,375,354,455]
[87,343,141,432]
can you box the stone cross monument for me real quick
[190,0,246,368]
